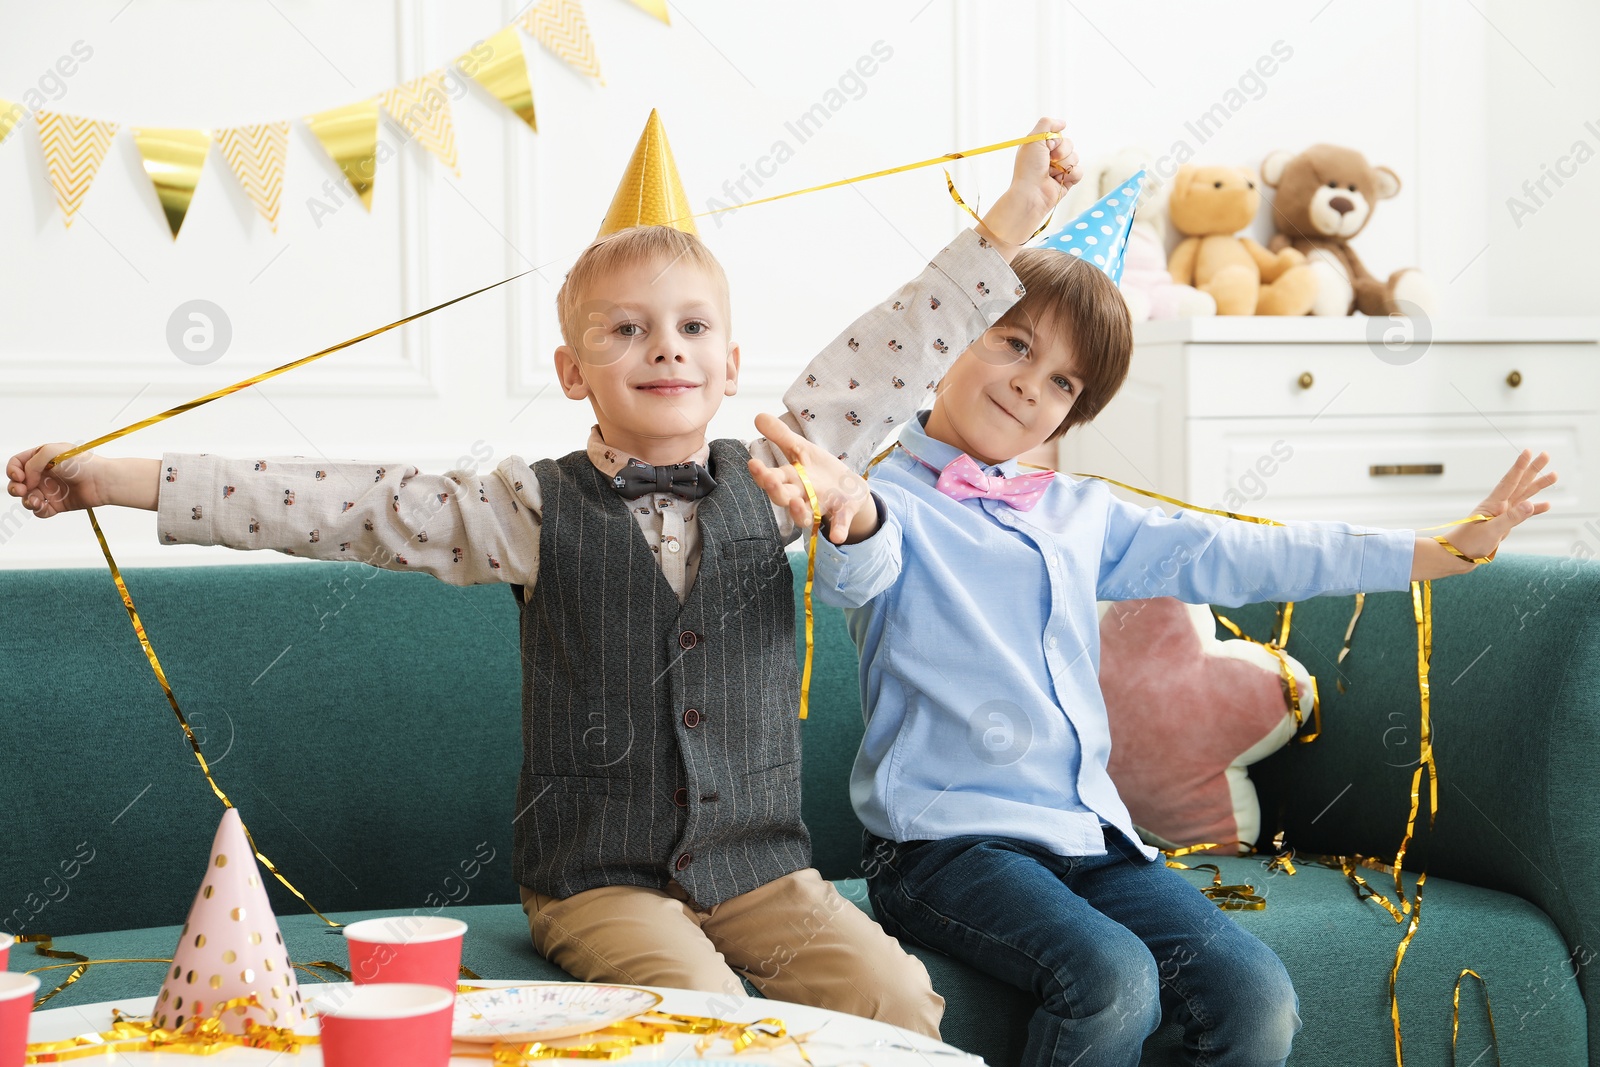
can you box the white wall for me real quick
[0,0,1580,570]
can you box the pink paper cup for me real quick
[0,933,12,971]
[315,983,454,1067]
[0,973,41,1067]
[344,916,466,989]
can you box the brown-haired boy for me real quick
[8,118,1082,1033]
[749,249,1554,1063]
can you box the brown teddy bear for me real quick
[1167,164,1318,316]
[1260,144,1435,317]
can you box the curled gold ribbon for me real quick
[792,462,822,721]
[24,993,317,1062]
[1335,592,1366,694]
[1453,969,1502,1065]
[83,507,338,928]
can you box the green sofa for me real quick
[2,553,1596,1064]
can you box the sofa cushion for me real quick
[9,865,1582,1066]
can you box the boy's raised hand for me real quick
[1417,449,1556,577]
[976,116,1083,262]
[749,413,877,546]
[7,443,103,518]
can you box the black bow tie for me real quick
[610,460,718,501]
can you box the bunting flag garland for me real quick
[304,99,381,212]
[0,97,21,145]
[380,72,461,175]
[524,0,605,84]
[460,26,538,133]
[2,2,630,235]
[36,110,119,228]
[215,123,290,232]
[623,0,672,25]
[132,127,212,239]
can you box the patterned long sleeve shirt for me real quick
[157,228,1024,602]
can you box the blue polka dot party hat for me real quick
[1033,168,1145,284]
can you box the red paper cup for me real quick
[0,933,11,971]
[0,973,40,1067]
[315,983,454,1067]
[344,916,466,989]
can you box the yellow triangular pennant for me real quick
[132,127,211,239]
[35,110,119,228]
[600,108,696,236]
[381,72,460,174]
[623,0,670,25]
[216,122,289,232]
[523,0,604,84]
[304,99,381,212]
[0,99,24,146]
[458,26,537,133]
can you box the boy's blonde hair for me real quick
[556,226,731,350]
[995,249,1133,439]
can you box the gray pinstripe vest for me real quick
[512,439,811,907]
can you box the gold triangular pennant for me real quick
[523,0,604,84]
[133,127,211,239]
[216,122,289,232]
[381,72,460,174]
[304,99,381,212]
[600,108,696,236]
[0,98,23,146]
[35,110,119,228]
[458,26,537,133]
[623,0,670,25]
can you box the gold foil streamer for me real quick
[80,506,338,927]
[17,934,95,1007]
[131,127,211,239]
[443,1006,798,1064]
[1161,857,1265,910]
[943,169,1058,242]
[461,26,538,133]
[1453,969,1501,1065]
[1335,592,1365,694]
[304,99,382,211]
[792,461,822,721]
[24,993,316,1062]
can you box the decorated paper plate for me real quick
[452,983,662,1043]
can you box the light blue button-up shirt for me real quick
[813,413,1417,859]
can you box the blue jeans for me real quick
[865,829,1300,1067]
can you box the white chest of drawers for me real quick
[1056,318,1600,558]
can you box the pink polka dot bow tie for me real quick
[934,453,1055,511]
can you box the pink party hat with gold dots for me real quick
[153,809,306,1034]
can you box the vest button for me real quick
[678,631,698,650]
[673,787,689,808]
[682,708,702,728]
[675,853,693,871]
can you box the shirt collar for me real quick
[897,410,1028,479]
[586,425,712,479]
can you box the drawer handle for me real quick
[1297,371,1314,390]
[1507,370,1523,388]
[1370,464,1444,477]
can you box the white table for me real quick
[27,980,982,1065]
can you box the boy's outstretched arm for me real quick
[761,118,1081,478]
[6,444,156,516]
[1096,450,1560,606]
[1410,449,1555,580]
[8,441,539,587]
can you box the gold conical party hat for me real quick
[598,109,697,237]
[155,809,307,1034]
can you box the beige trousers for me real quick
[520,868,943,1038]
